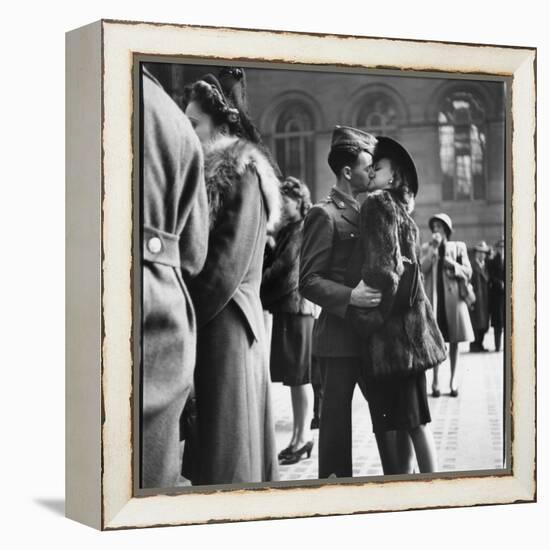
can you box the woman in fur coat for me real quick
[184,72,281,485]
[347,137,446,474]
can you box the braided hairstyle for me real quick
[280,177,312,219]
[183,74,244,136]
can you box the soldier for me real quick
[299,126,381,478]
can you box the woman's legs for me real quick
[433,343,460,395]
[289,384,313,448]
[449,342,459,393]
[431,364,440,395]
[375,430,415,475]
[409,424,438,473]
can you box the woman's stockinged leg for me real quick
[395,430,416,473]
[287,388,299,449]
[290,384,313,448]
[375,430,415,475]
[449,342,459,392]
[431,364,440,394]
[409,424,438,473]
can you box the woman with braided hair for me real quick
[184,72,281,485]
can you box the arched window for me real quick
[355,91,403,137]
[438,91,487,201]
[272,102,315,185]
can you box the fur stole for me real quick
[203,135,281,232]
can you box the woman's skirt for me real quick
[270,313,314,386]
[363,371,431,433]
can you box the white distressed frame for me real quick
[66,19,536,530]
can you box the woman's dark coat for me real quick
[189,136,281,485]
[261,220,317,315]
[141,69,209,488]
[469,259,490,331]
[347,189,447,378]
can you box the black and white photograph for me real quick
[139,60,507,490]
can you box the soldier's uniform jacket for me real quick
[299,186,361,357]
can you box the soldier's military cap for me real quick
[330,125,377,155]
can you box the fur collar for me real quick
[203,135,281,232]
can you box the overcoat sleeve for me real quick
[299,206,352,318]
[261,225,299,303]
[360,192,403,320]
[189,168,262,327]
[345,192,402,334]
[453,242,473,281]
[420,242,437,275]
[178,151,209,279]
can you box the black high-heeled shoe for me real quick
[281,441,314,465]
[278,445,295,460]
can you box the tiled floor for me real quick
[273,339,505,481]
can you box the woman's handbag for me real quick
[458,279,476,308]
[457,250,476,308]
[392,257,420,314]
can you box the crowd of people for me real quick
[140,65,506,489]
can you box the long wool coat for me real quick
[141,69,209,489]
[346,189,447,378]
[469,259,490,332]
[420,240,475,343]
[189,135,281,485]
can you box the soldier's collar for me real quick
[330,186,360,211]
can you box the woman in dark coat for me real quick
[488,238,505,351]
[141,67,209,488]
[261,177,318,465]
[469,241,491,351]
[184,73,281,485]
[347,137,447,474]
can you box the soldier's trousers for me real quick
[318,357,365,478]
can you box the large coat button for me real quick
[147,237,162,254]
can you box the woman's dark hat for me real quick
[374,136,419,196]
[429,213,453,237]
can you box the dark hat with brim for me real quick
[374,136,419,196]
[429,213,453,237]
[330,125,377,155]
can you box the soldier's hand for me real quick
[350,280,382,308]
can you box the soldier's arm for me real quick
[299,206,352,318]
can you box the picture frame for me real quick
[65,19,536,530]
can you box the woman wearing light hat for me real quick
[469,241,491,352]
[420,214,474,397]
